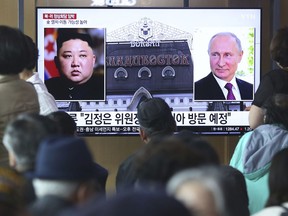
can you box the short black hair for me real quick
[134,137,208,186]
[24,35,38,70]
[0,25,29,74]
[56,28,94,54]
[175,130,220,165]
[47,111,77,135]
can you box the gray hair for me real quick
[33,179,79,199]
[2,113,58,172]
[207,32,243,54]
[167,166,228,216]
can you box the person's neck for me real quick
[19,69,34,80]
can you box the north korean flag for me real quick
[44,28,59,80]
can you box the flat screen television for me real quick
[36,7,261,136]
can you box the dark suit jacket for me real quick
[45,75,104,101]
[194,72,253,100]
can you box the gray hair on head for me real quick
[207,32,243,54]
[167,166,228,216]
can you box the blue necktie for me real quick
[225,83,236,100]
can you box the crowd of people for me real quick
[0,24,288,216]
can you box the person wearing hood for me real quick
[253,148,288,216]
[230,93,288,214]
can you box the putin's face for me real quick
[209,35,243,82]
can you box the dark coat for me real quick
[45,75,104,101]
[194,72,253,100]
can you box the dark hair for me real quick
[218,165,250,216]
[270,26,288,67]
[137,98,176,138]
[47,111,77,135]
[175,130,220,165]
[56,28,94,54]
[72,190,192,216]
[0,25,29,74]
[134,137,207,187]
[24,35,38,70]
[262,94,288,129]
[266,148,288,207]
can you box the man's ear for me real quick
[238,50,244,63]
[74,182,95,204]
[139,128,148,143]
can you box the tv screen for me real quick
[36,7,261,136]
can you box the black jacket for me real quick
[194,72,253,101]
[45,75,104,101]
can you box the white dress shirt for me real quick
[213,74,242,100]
[27,72,58,115]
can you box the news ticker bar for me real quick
[67,111,249,127]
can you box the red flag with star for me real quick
[44,28,59,79]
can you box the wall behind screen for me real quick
[1,0,288,193]
[0,0,18,27]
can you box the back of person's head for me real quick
[270,26,288,68]
[3,113,59,172]
[218,165,249,216]
[167,166,228,216]
[59,190,192,216]
[266,148,288,207]
[262,93,288,129]
[0,25,29,74]
[56,28,94,54]
[175,130,220,165]
[137,97,176,140]
[0,166,26,216]
[24,34,38,70]
[33,136,106,201]
[47,111,77,135]
[133,137,208,190]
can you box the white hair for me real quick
[167,167,228,216]
[207,32,243,54]
[33,179,79,199]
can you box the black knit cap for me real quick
[56,28,94,51]
[137,97,175,131]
